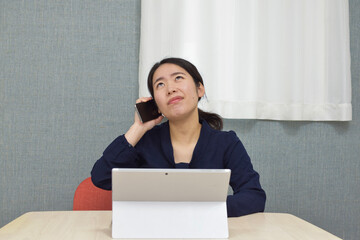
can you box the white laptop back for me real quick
[112,168,231,239]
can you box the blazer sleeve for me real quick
[91,135,140,190]
[224,132,266,217]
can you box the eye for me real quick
[175,75,183,81]
[156,82,165,88]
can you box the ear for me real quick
[197,82,205,98]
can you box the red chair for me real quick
[73,177,112,210]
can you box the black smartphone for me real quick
[135,99,162,123]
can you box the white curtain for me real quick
[139,0,352,121]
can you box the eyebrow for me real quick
[153,72,186,86]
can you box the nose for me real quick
[167,83,177,95]
[167,89,176,95]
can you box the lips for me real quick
[168,96,183,105]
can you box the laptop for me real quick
[112,168,231,239]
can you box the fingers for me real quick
[154,115,164,124]
[135,97,153,104]
[141,115,164,130]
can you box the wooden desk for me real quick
[0,211,342,240]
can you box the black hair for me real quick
[147,57,223,130]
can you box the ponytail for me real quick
[199,109,223,130]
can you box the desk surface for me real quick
[0,211,341,240]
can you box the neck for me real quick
[169,112,202,145]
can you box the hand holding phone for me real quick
[125,98,163,147]
[135,99,162,123]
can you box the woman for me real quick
[91,57,266,217]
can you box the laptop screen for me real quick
[112,168,231,202]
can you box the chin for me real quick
[166,114,183,121]
[167,111,195,122]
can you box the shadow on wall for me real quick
[224,118,351,136]
[279,121,351,136]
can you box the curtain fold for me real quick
[139,0,352,121]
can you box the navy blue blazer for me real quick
[91,120,266,217]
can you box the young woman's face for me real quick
[152,63,205,121]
